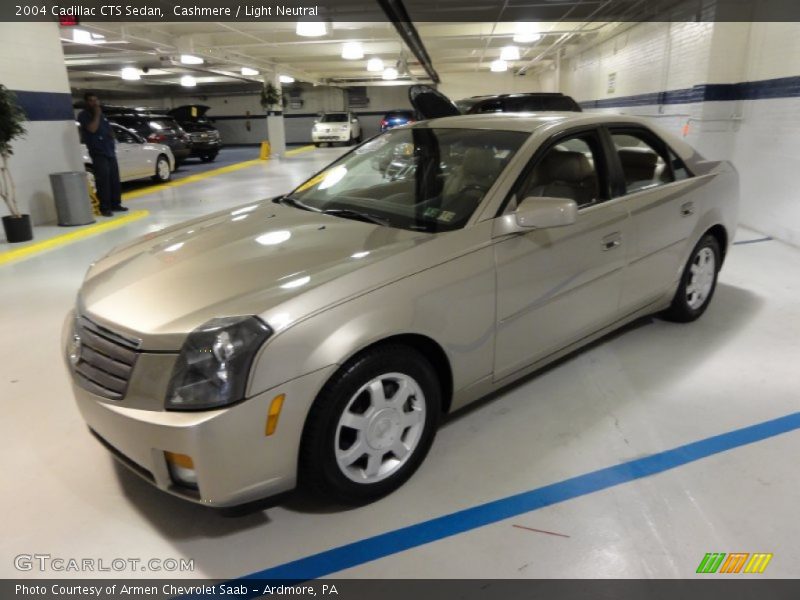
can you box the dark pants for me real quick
[91,153,122,211]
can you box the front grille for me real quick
[73,316,140,400]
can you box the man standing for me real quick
[77,92,127,217]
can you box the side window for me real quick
[517,134,603,209]
[610,131,673,193]
[668,148,691,181]
[114,127,134,144]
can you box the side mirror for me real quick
[493,196,577,237]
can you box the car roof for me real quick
[414,112,698,160]
[418,112,644,132]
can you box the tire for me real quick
[299,345,441,504]
[314,143,321,148]
[347,133,355,146]
[201,152,218,163]
[152,155,171,182]
[663,234,721,322]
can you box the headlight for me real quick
[165,316,271,411]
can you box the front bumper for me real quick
[188,140,222,155]
[312,130,350,142]
[70,365,336,507]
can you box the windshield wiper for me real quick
[322,209,390,227]
[275,195,321,213]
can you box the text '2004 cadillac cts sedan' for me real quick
[63,112,739,507]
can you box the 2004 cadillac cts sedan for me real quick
[63,112,739,507]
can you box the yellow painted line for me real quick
[122,159,264,201]
[121,147,316,202]
[0,210,149,266]
[284,144,316,157]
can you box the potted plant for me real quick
[0,84,31,243]
[259,82,283,115]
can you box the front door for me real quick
[493,129,631,381]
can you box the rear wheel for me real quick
[152,155,171,182]
[299,345,441,504]
[663,234,721,322]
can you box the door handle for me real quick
[602,232,622,251]
[681,201,695,217]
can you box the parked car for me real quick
[79,122,175,183]
[457,93,583,114]
[168,105,222,163]
[64,111,738,508]
[312,112,362,146]
[103,106,191,165]
[380,109,416,131]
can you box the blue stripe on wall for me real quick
[580,74,800,109]
[12,90,74,121]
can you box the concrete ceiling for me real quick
[61,20,616,95]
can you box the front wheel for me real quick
[299,345,441,504]
[152,155,171,182]
[663,234,721,322]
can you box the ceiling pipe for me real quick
[377,0,440,84]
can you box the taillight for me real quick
[380,119,388,127]
[148,133,166,143]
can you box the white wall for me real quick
[558,21,800,247]
[1,22,83,227]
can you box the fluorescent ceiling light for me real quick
[296,21,326,37]
[73,29,104,44]
[341,42,364,60]
[241,67,259,76]
[382,67,398,80]
[180,75,197,87]
[513,22,542,43]
[490,59,508,72]
[180,54,203,65]
[367,57,384,72]
[120,67,141,81]
[500,46,520,61]
[279,75,295,84]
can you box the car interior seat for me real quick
[527,150,598,208]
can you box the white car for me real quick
[312,112,362,146]
[80,123,175,183]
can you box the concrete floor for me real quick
[1,146,798,580]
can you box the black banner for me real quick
[4,579,800,600]
[4,0,800,22]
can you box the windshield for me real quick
[288,127,529,232]
[321,114,348,123]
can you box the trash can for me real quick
[50,172,95,226]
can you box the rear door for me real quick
[111,125,145,180]
[603,126,699,312]
[492,127,632,380]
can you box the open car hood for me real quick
[408,85,461,120]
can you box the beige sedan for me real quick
[63,113,738,507]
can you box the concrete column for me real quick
[263,72,286,158]
[0,22,83,225]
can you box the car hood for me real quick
[79,202,433,349]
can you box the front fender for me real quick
[246,245,497,403]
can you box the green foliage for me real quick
[0,84,27,156]
[260,82,283,110]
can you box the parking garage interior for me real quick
[1,0,799,590]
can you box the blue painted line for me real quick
[197,411,800,589]
[579,75,800,109]
[733,236,773,246]
[12,90,74,121]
